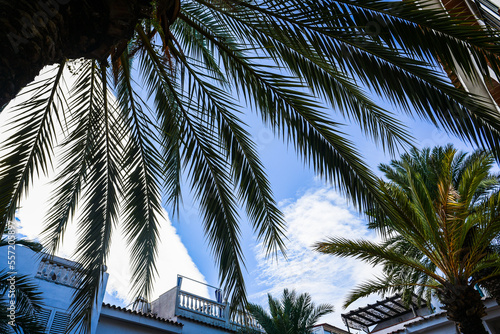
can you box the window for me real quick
[36,308,51,330]
[35,309,70,334]
[49,311,70,334]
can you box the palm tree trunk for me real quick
[438,284,488,334]
[0,0,158,109]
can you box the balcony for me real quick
[151,275,263,332]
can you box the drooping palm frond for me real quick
[192,0,500,155]
[3,0,500,332]
[43,60,103,254]
[67,61,123,333]
[116,48,164,300]
[0,62,66,233]
[37,60,123,332]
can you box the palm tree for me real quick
[2,0,500,332]
[376,146,500,303]
[240,289,333,334]
[315,145,500,334]
[375,146,500,304]
[0,238,46,334]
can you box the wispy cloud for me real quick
[251,187,382,329]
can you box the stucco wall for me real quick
[0,245,107,334]
[178,316,235,334]
[152,286,178,319]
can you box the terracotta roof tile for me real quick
[101,303,183,327]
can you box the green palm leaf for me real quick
[316,145,500,333]
[3,1,500,332]
[0,62,66,233]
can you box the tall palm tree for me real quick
[315,146,500,334]
[2,0,500,332]
[240,289,333,334]
[374,146,500,303]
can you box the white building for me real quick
[340,294,500,333]
[431,0,500,110]
[1,244,261,334]
[312,322,351,334]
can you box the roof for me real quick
[101,303,183,327]
[371,311,448,334]
[314,322,351,334]
[340,295,427,332]
[370,317,421,334]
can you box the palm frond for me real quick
[180,6,384,211]
[116,48,164,300]
[167,39,287,256]
[43,60,102,254]
[0,62,66,233]
[197,0,500,159]
[315,237,442,281]
[137,26,248,310]
[67,62,122,332]
[0,270,45,334]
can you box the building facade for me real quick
[1,244,260,334]
[341,294,500,333]
[312,322,351,334]
[432,0,500,109]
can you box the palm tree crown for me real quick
[2,0,500,332]
[315,145,500,334]
[241,289,333,334]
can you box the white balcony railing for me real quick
[231,309,262,329]
[175,284,263,331]
[178,290,225,319]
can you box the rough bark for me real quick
[438,283,488,334]
[0,0,178,109]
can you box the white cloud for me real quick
[0,65,209,305]
[251,187,383,330]
[15,177,208,302]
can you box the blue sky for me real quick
[159,99,473,328]
[0,64,477,330]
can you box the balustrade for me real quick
[231,310,262,330]
[176,289,262,331]
[178,290,224,319]
[35,258,82,288]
